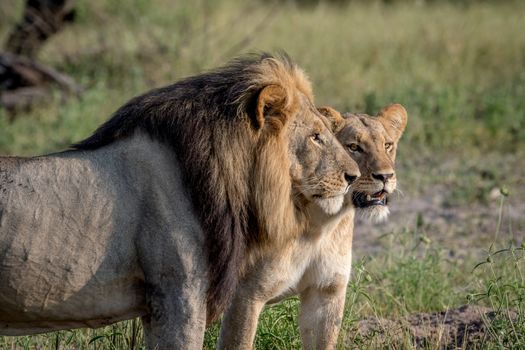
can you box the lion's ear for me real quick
[254,85,289,133]
[377,104,408,141]
[317,106,344,132]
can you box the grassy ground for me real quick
[0,0,524,348]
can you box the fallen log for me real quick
[0,52,82,112]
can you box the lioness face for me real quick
[288,97,361,216]
[319,104,407,222]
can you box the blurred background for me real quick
[0,0,524,348]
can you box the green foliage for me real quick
[474,247,525,348]
[290,0,521,6]
[468,196,525,348]
[346,229,462,318]
[254,299,302,349]
[1,0,524,157]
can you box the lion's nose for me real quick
[344,173,358,185]
[372,173,394,182]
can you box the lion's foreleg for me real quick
[137,224,208,350]
[298,278,348,350]
[141,279,207,350]
[217,290,266,350]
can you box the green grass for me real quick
[470,246,525,349]
[1,0,524,348]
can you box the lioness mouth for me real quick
[353,190,388,208]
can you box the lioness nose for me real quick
[372,173,394,182]
[344,173,358,185]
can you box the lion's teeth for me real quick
[366,194,371,201]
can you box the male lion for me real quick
[0,54,360,349]
[218,104,407,350]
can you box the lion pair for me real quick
[0,54,406,349]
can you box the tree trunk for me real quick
[5,0,76,58]
[1,0,80,114]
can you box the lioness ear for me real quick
[377,104,408,141]
[317,106,345,132]
[254,84,289,133]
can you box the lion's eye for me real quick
[311,133,323,145]
[385,142,393,151]
[347,143,362,152]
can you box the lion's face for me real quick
[319,104,407,222]
[287,97,361,216]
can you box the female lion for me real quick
[218,104,408,350]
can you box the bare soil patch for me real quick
[354,180,525,259]
[346,305,513,349]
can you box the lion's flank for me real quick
[73,53,312,321]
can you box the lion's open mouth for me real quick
[353,190,388,208]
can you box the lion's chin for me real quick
[357,205,390,223]
[314,195,345,216]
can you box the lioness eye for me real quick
[385,142,393,151]
[312,133,323,145]
[347,143,362,152]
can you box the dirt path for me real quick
[345,305,509,349]
[353,184,525,259]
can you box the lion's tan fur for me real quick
[219,104,407,350]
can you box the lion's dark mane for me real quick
[74,53,297,321]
